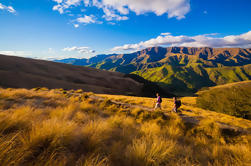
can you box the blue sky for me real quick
[0,0,251,59]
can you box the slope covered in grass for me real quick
[98,94,251,130]
[0,54,153,96]
[133,64,251,95]
[196,81,251,120]
[0,88,250,166]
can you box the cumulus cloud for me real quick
[99,0,190,19]
[111,31,251,52]
[52,0,81,14]
[0,2,16,13]
[51,0,191,24]
[102,7,129,21]
[63,46,95,54]
[76,15,96,24]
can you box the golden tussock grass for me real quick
[0,88,250,166]
[98,94,251,129]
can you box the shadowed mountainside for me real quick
[0,54,171,97]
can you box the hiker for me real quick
[154,93,162,111]
[173,97,181,113]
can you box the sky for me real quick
[0,0,251,60]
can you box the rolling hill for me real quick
[0,54,171,97]
[196,81,251,119]
[56,47,251,95]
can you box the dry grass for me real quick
[98,94,251,129]
[0,88,250,166]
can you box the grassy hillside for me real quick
[0,54,169,97]
[97,94,251,130]
[133,64,251,96]
[0,88,250,166]
[196,81,251,120]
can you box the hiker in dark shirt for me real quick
[173,97,181,113]
[154,93,162,111]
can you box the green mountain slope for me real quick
[133,64,251,95]
[55,47,251,95]
[196,81,251,119]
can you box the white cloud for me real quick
[102,7,128,21]
[0,48,96,60]
[76,15,96,24]
[51,0,191,24]
[111,31,251,52]
[53,4,64,14]
[0,3,16,13]
[99,0,190,19]
[160,32,171,36]
[52,0,81,14]
[0,51,32,57]
[62,46,96,54]
[53,0,63,3]
[73,24,79,28]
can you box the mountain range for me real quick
[55,47,251,95]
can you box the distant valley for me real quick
[55,47,251,95]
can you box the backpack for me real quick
[176,100,181,108]
[159,97,162,103]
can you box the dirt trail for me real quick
[89,95,250,135]
[56,91,250,135]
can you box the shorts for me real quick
[155,103,161,109]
